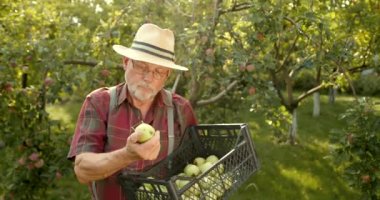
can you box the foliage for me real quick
[0,86,72,199]
[353,74,380,96]
[1,0,380,199]
[248,83,292,143]
[293,69,319,91]
[330,98,380,199]
[0,2,74,198]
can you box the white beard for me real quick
[127,81,159,102]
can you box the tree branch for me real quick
[280,34,300,73]
[63,60,123,70]
[212,0,222,27]
[219,2,254,15]
[284,16,310,40]
[338,64,358,99]
[348,64,370,73]
[63,60,98,66]
[227,29,246,52]
[296,83,325,103]
[289,55,315,78]
[196,80,238,106]
[269,69,288,109]
[334,39,358,101]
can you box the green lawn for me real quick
[46,95,379,199]
[229,95,380,200]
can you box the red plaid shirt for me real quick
[67,83,197,200]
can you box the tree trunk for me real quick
[288,109,298,145]
[328,86,337,104]
[313,92,320,117]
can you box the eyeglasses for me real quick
[130,60,169,80]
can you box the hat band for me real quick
[131,41,175,62]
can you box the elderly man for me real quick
[68,23,197,200]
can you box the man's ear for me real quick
[167,70,172,78]
[123,57,129,70]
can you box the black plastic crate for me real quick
[118,123,260,200]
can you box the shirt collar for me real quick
[117,83,171,107]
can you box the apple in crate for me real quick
[204,192,218,200]
[176,179,190,189]
[206,155,219,164]
[199,175,214,190]
[199,162,213,174]
[193,157,206,167]
[214,181,226,197]
[135,122,155,143]
[184,164,200,177]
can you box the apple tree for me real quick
[222,0,380,144]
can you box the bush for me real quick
[354,74,380,96]
[293,69,316,91]
[330,98,380,200]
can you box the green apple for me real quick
[184,164,200,177]
[159,185,168,193]
[142,183,153,191]
[193,157,206,167]
[204,192,218,200]
[187,183,200,197]
[176,179,189,189]
[135,122,155,143]
[224,176,234,189]
[217,164,225,174]
[199,175,214,189]
[206,155,219,164]
[214,182,225,197]
[199,162,214,175]
[181,194,192,200]
[178,172,188,177]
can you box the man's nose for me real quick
[142,70,155,81]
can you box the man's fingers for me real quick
[128,132,138,143]
[147,145,160,160]
[154,130,160,140]
[126,130,161,160]
[145,136,161,160]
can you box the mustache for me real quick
[136,81,154,91]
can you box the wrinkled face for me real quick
[123,57,171,102]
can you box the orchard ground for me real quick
[46,94,380,200]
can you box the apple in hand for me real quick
[135,122,155,143]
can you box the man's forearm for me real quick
[74,148,135,184]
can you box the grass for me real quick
[45,100,91,200]
[229,95,380,200]
[46,94,379,199]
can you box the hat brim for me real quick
[113,45,188,71]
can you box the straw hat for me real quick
[112,23,188,71]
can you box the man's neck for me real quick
[131,97,154,119]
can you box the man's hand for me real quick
[73,130,161,184]
[125,130,161,161]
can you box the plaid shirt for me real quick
[67,83,197,200]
